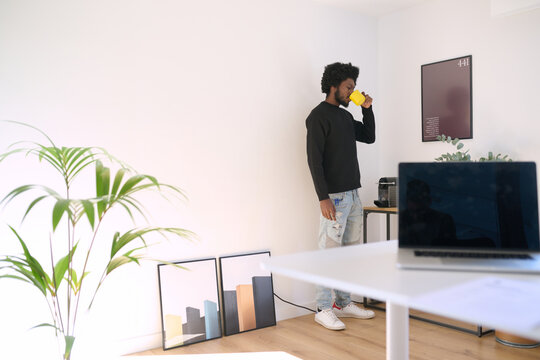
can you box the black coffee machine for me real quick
[374,177,397,208]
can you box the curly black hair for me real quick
[321,62,359,95]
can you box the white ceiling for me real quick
[312,0,432,17]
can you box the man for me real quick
[305,62,376,330]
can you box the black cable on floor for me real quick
[273,292,316,313]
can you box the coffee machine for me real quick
[374,177,397,208]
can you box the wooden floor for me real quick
[132,308,540,360]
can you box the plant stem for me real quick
[71,212,105,334]
[49,233,65,335]
[65,182,72,339]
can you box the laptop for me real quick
[396,161,540,273]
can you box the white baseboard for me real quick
[114,300,318,355]
[115,331,163,355]
[491,0,540,17]
[275,300,316,321]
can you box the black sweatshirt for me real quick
[306,101,375,201]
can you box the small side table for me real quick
[362,206,397,243]
[361,206,397,312]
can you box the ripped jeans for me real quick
[316,188,363,310]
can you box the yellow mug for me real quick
[349,90,366,106]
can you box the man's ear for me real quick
[327,85,337,97]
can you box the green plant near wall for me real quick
[0,121,194,360]
[435,134,512,162]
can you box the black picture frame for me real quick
[421,55,473,142]
[218,251,276,336]
[157,258,222,350]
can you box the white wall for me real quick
[4,0,539,357]
[0,0,379,357]
[377,0,540,240]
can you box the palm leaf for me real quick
[35,145,64,173]
[79,199,95,229]
[66,269,88,295]
[30,323,60,331]
[154,259,190,270]
[140,174,159,189]
[2,256,47,295]
[160,183,187,199]
[117,177,187,205]
[114,199,137,223]
[1,120,57,148]
[117,174,146,197]
[0,147,29,163]
[93,167,187,223]
[8,227,51,295]
[117,197,147,222]
[110,229,150,258]
[0,274,32,283]
[53,244,78,290]
[64,147,88,169]
[52,198,71,231]
[98,163,110,198]
[122,183,163,197]
[111,227,195,259]
[106,254,143,275]
[64,148,96,181]
[22,195,49,222]
[110,232,120,258]
[66,153,97,182]
[95,161,110,218]
[109,228,151,258]
[110,168,126,199]
[1,184,60,207]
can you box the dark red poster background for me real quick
[422,56,472,142]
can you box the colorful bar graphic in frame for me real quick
[219,251,276,336]
[157,258,222,350]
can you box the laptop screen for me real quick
[398,162,540,251]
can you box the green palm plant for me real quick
[0,121,193,360]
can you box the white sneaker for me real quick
[332,302,375,319]
[315,309,346,330]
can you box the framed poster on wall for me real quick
[421,55,472,142]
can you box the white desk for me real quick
[262,240,540,360]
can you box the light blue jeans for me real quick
[316,189,363,310]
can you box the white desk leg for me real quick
[386,302,409,360]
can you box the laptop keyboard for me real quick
[414,250,533,260]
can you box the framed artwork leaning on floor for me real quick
[219,251,276,336]
[157,258,222,350]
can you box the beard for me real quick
[334,88,349,107]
